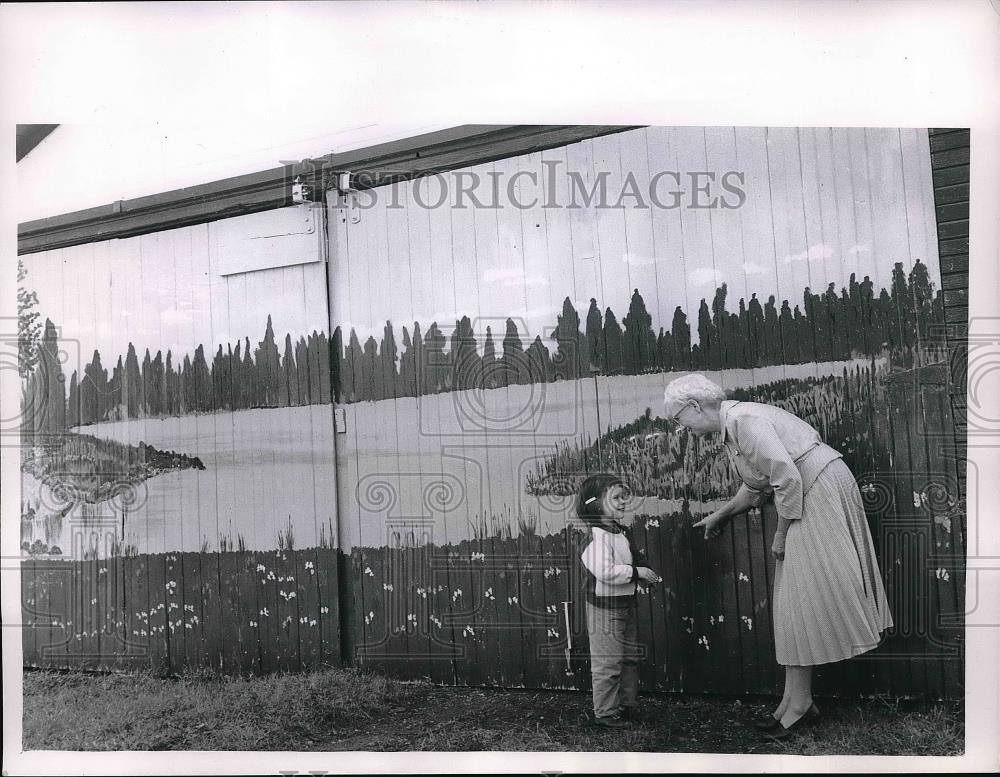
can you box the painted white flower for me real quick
[507,596,518,605]
[309,619,317,627]
[547,627,560,639]
[256,564,266,573]
[463,625,476,637]
[91,597,98,605]
[741,615,753,631]
[364,566,374,577]
[484,587,495,600]
[383,583,394,592]
[935,568,951,581]
[718,614,724,623]
[320,606,330,614]
[738,572,750,583]
[452,589,463,601]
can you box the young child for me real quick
[576,473,662,727]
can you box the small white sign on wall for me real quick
[211,205,325,276]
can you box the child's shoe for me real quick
[592,713,629,728]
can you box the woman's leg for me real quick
[778,665,814,727]
[772,666,793,719]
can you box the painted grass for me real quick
[22,666,962,754]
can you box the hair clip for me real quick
[584,496,598,505]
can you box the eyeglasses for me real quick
[669,402,694,426]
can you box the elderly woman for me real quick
[663,374,892,740]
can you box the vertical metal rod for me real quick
[562,600,573,673]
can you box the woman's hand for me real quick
[636,566,662,583]
[692,511,726,540]
[771,533,786,560]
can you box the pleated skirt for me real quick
[772,458,894,666]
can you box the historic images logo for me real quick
[283,158,748,211]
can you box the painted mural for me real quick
[19,126,964,697]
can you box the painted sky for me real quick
[22,126,941,371]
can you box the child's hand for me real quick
[637,566,662,584]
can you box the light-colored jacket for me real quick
[719,399,843,522]
[581,527,637,598]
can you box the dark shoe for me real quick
[760,703,821,741]
[754,702,819,732]
[592,714,629,729]
[753,715,782,732]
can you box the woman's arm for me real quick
[715,483,759,521]
[732,415,804,523]
[771,516,792,559]
[692,483,759,538]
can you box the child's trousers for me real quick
[585,597,641,718]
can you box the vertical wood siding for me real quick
[20,128,966,698]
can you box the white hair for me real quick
[663,374,726,409]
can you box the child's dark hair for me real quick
[575,473,625,525]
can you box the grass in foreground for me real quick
[22,666,963,754]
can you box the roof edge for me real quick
[18,124,638,255]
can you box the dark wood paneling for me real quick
[929,130,970,153]
[929,146,970,169]
[927,126,968,694]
